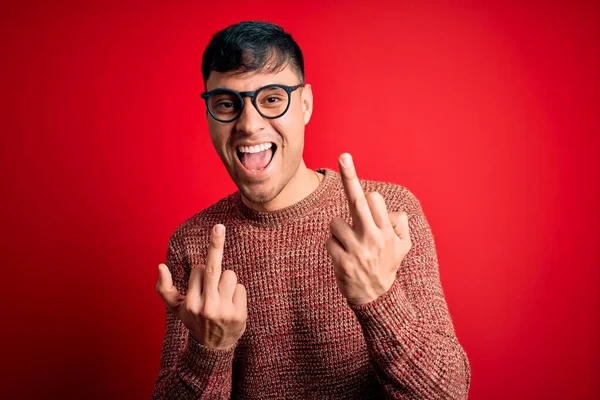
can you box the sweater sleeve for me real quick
[349,188,471,399]
[152,236,235,400]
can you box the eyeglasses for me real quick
[201,83,305,123]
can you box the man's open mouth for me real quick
[236,142,277,171]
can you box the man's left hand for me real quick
[326,153,412,305]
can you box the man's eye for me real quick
[260,96,285,107]
[216,102,235,110]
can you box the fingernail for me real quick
[340,153,352,167]
[214,224,224,235]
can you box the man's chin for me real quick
[237,179,284,206]
[240,187,276,205]
[229,165,287,207]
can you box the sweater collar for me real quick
[235,168,339,226]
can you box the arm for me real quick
[349,188,471,399]
[327,153,470,399]
[152,309,235,399]
[153,228,243,399]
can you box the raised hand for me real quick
[156,224,247,350]
[326,153,413,305]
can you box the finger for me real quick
[366,192,391,229]
[187,265,204,299]
[389,211,410,240]
[329,217,358,250]
[204,224,225,299]
[156,264,183,308]
[338,153,375,232]
[219,269,238,300]
[325,235,345,266]
[232,283,247,312]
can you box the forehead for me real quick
[205,64,301,92]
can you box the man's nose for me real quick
[235,98,266,135]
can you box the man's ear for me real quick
[301,84,313,124]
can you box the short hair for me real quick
[201,21,305,86]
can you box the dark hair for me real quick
[201,21,305,86]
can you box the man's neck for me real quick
[241,162,321,213]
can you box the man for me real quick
[153,21,470,399]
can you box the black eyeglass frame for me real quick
[201,83,305,123]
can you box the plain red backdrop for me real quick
[1,1,598,399]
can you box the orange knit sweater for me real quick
[153,168,471,399]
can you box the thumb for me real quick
[156,263,183,309]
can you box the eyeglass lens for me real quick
[207,86,290,121]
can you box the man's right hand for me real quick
[156,224,247,350]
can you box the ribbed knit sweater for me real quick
[153,168,471,399]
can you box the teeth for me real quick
[238,142,273,154]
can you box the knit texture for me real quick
[153,168,471,399]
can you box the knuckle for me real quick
[356,248,375,264]
[184,301,199,316]
[200,305,217,321]
[221,310,237,323]
[365,191,381,202]
[370,234,385,250]
[204,264,216,276]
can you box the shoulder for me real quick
[358,177,423,215]
[324,168,425,216]
[357,177,434,241]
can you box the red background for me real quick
[1,1,599,399]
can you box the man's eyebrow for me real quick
[206,83,287,93]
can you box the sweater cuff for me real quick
[349,279,417,338]
[180,334,236,378]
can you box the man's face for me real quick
[204,65,313,205]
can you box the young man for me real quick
[153,21,470,399]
